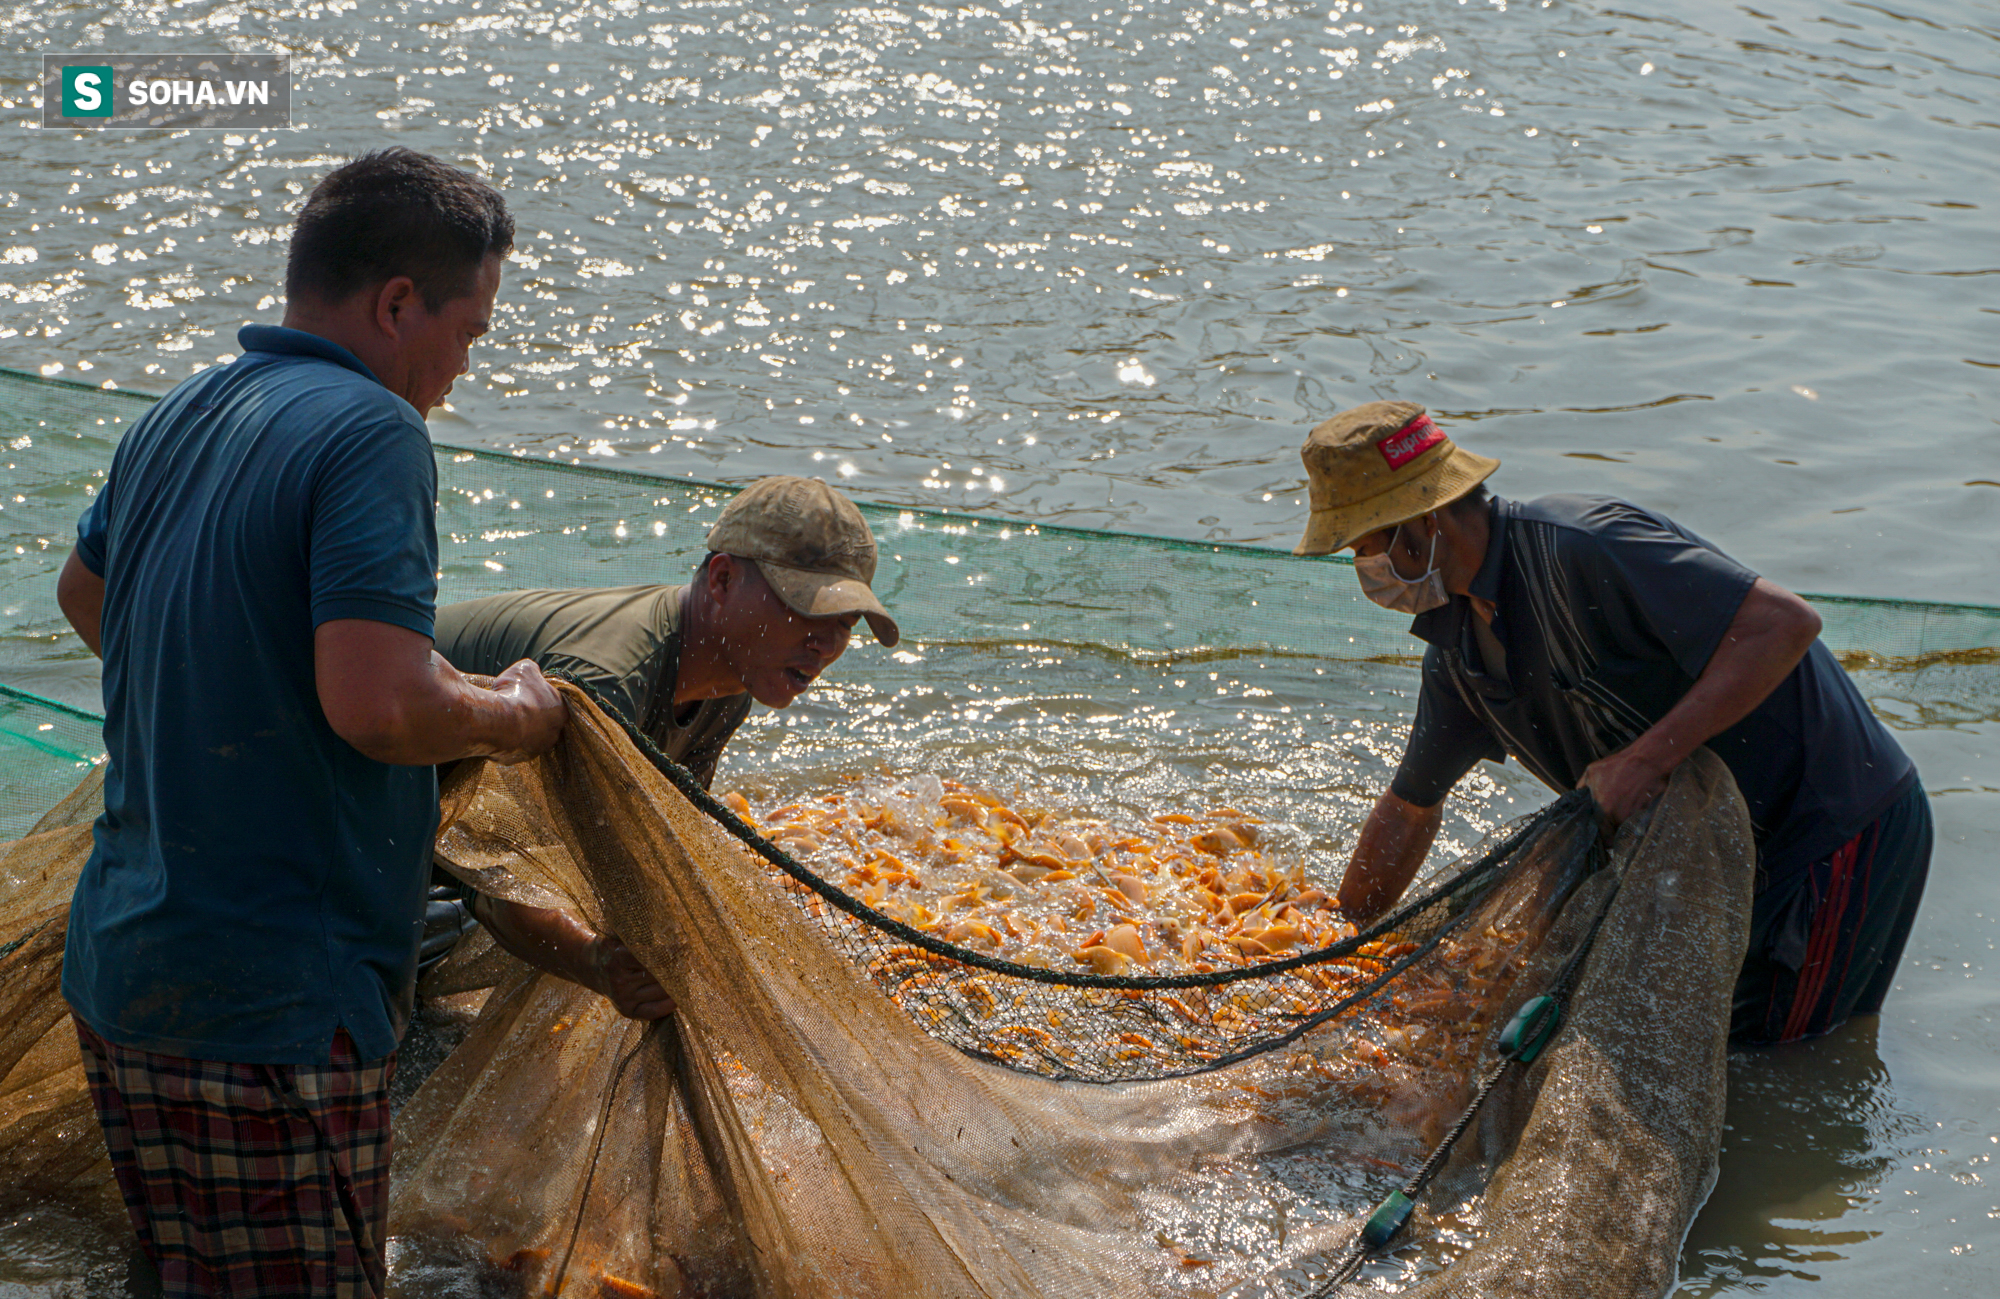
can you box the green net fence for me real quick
[0,684,102,840]
[2,361,1996,841]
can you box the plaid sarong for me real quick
[74,1019,396,1299]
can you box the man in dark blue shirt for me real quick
[1294,402,1929,1046]
[55,149,566,1297]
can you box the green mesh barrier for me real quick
[0,683,103,839]
[429,444,1407,660]
[426,445,2000,664]
[1,362,1995,828]
[1800,595,2000,667]
[7,364,1993,670]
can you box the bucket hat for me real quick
[1294,402,1500,556]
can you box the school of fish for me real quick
[722,776,1543,1094]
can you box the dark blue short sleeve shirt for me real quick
[63,325,441,1065]
[1390,495,1913,889]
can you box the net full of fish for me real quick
[726,775,1549,1139]
[379,682,1621,1299]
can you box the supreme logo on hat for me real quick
[1378,415,1443,470]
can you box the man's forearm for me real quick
[469,893,676,1020]
[316,619,565,766]
[470,893,604,991]
[333,659,546,765]
[390,654,555,764]
[1582,577,1820,821]
[1337,789,1443,923]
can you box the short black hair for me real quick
[1448,481,1492,516]
[286,149,514,310]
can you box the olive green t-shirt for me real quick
[434,584,751,789]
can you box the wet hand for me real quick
[1579,747,1672,828]
[487,659,567,763]
[590,934,676,1021]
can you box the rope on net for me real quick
[543,668,1595,995]
[1305,818,1622,1296]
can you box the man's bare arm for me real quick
[57,549,105,658]
[1335,788,1444,925]
[1581,577,1820,823]
[315,619,566,766]
[469,893,675,1021]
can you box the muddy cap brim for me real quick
[756,560,901,647]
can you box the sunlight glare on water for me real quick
[2,0,1995,598]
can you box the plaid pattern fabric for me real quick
[1733,780,1932,1046]
[74,1020,396,1299]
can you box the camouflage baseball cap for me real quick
[706,476,900,646]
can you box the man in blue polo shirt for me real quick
[54,149,566,1297]
[1295,401,1929,1046]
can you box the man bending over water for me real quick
[1293,402,1929,1045]
[427,475,901,1019]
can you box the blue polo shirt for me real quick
[63,325,441,1065]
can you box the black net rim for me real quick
[552,670,1600,993]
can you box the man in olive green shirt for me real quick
[426,476,900,1018]
[436,583,750,788]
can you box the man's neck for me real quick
[671,585,743,705]
[1441,504,1495,623]
[280,303,397,391]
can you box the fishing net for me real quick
[0,685,104,842]
[385,683,1753,1297]
[0,689,1753,1298]
[0,765,122,1237]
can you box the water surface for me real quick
[2,0,1994,598]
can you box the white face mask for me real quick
[1355,521,1449,614]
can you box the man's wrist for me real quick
[578,932,614,996]
[1624,726,1687,778]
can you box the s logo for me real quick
[61,66,116,118]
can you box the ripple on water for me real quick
[1,0,1995,597]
